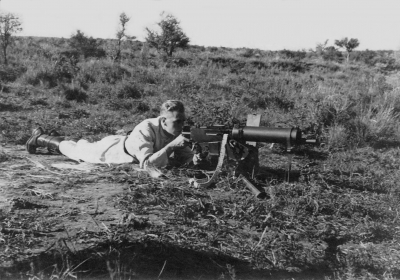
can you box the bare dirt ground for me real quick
[0,144,272,279]
[0,144,128,262]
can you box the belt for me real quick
[123,136,139,163]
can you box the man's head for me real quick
[160,100,186,137]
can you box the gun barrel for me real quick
[232,126,302,146]
[184,125,318,148]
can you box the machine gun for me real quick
[182,114,319,195]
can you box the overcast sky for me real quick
[1,0,399,51]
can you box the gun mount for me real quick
[184,115,320,194]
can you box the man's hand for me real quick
[166,135,191,155]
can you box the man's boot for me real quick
[37,134,65,154]
[26,127,45,154]
[26,127,64,154]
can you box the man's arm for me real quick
[125,123,169,169]
[125,123,192,169]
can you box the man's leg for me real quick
[59,136,130,163]
[27,128,132,163]
[26,127,65,154]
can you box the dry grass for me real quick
[1,36,400,279]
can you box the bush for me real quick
[104,99,131,111]
[312,61,341,72]
[61,83,87,102]
[210,56,245,69]
[0,64,26,83]
[279,49,307,60]
[78,60,131,84]
[21,54,79,88]
[351,50,377,66]
[137,101,150,112]
[21,66,58,88]
[269,60,310,73]
[322,46,344,63]
[172,57,190,67]
[69,30,106,59]
[29,97,48,106]
[241,48,255,58]
[115,81,142,99]
[53,53,79,83]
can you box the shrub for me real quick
[241,48,255,58]
[0,150,11,163]
[318,95,356,127]
[54,99,72,109]
[351,50,377,66]
[279,49,307,60]
[53,53,79,83]
[269,60,309,73]
[312,61,341,72]
[210,56,245,69]
[322,46,344,63]
[20,66,58,88]
[21,54,79,88]
[208,46,218,52]
[57,49,80,60]
[326,124,348,150]
[69,30,106,58]
[188,44,206,53]
[248,60,267,70]
[60,83,87,102]
[187,100,243,127]
[137,101,150,112]
[172,57,190,67]
[115,81,142,99]
[344,118,371,147]
[0,64,26,82]
[78,60,131,84]
[29,97,48,106]
[360,105,400,141]
[71,109,90,119]
[104,98,133,111]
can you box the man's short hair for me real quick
[160,100,185,116]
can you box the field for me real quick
[1,36,400,279]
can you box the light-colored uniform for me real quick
[59,117,194,168]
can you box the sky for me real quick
[1,0,400,51]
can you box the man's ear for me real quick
[160,117,166,125]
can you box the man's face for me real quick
[162,110,186,137]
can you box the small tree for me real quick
[145,13,189,57]
[69,30,105,58]
[311,39,329,56]
[114,12,135,62]
[334,37,360,63]
[0,13,22,65]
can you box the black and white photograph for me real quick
[1,1,400,279]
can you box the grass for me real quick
[1,36,400,279]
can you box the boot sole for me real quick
[26,134,37,154]
[26,128,44,154]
